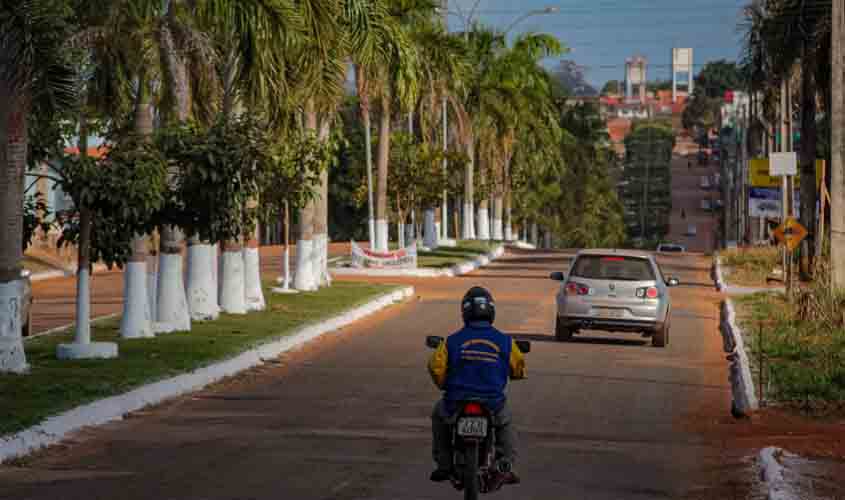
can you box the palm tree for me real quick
[0,1,77,372]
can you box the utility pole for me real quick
[832,0,845,288]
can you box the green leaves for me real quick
[57,134,168,267]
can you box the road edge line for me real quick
[720,298,759,417]
[0,286,414,463]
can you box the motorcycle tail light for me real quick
[463,402,484,415]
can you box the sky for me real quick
[445,0,749,89]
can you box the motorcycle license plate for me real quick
[457,417,488,437]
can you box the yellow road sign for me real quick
[749,159,825,188]
[773,217,808,252]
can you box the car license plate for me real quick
[457,417,488,437]
[595,308,624,318]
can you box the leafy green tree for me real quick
[694,59,743,98]
[621,122,675,244]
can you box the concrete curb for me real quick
[331,244,505,278]
[510,241,537,250]
[0,286,414,462]
[30,263,111,282]
[759,447,799,500]
[713,256,728,291]
[720,299,759,416]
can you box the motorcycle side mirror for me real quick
[515,340,531,354]
[426,336,445,349]
[550,272,565,281]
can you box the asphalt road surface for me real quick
[1,248,732,500]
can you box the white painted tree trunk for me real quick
[294,238,317,291]
[424,209,438,248]
[504,224,513,242]
[477,207,490,240]
[531,222,539,247]
[405,221,414,245]
[146,254,158,326]
[219,248,247,314]
[314,233,331,288]
[0,280,28,373]
[462,202,474,240]
[56,269,118,359]
[544,231,553,249]
[120,261,153,338]
[243,246,265,311]
[121,235,153,339]
[186,242,220,321]
[375,219,389,252]
[155,253,192,332]
[492,218,504,241]
[398,221,406,249]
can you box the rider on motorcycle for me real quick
[428,286,526,483]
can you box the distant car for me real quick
[701,199,712,211]
[550,249,679,347]
[700,176,711,190]
[685,224,698,236]
[657,243,686,253]
[697,151,708,165]
[20,269,32,337]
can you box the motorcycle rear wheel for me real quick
[463,442,480,500]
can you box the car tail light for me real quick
[463,402,484,415]
[636,286,660,299]
[565,282,591,296]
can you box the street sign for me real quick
[749,158,825,188]
[770,152,798,176]
[772,217,808,252]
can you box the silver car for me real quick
[550,249,679,347]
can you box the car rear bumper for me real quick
[561,316,662,333]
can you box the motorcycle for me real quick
[425,335,530,500]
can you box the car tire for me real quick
[652,318,669,348]
[555,317,574,342]
[22,309,32,338]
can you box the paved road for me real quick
[1,248,733,499]
[665,137,720,254]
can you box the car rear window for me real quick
[659,245,683,252]
[570,255,656,281]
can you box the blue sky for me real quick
[445,0,749,88]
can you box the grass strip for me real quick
[719,247,780,286]
[1,281,398,437]
[734,292,845,408]
[417,240,496,269]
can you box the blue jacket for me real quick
[428,321,526,413]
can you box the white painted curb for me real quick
[759,447,799,500]
[30,263,110,282]
[331,244,505,278]
[510,241,536,250]
[714,256,728,292]
[1,286,414,462]
[720,299,759,416]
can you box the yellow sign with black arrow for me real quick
[772,217,808,252]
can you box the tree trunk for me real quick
[477,198,490,240]
[243,219,266,311]
[492,195,504,241]
[800,47,819,277]
[295,99,319,291]
[314,120,332,287]
[156,26,192,331]
[424,208,438,248]
[0,86,28,372]
[504,191,514,241]
[122,74,155,338]
[463,142,475,239]
[832,0,845,288]
[356,65,376,249]
[375,92,391,251]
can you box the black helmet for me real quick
[462,286,495,324]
